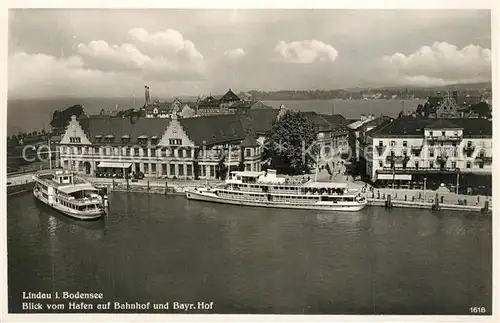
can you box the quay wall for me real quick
[7,172,491,213]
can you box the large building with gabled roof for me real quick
[57,106,352,180]
[361,116,492,194]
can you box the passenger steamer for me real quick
[186,170,367,212]
[33,169,105,220]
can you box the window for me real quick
[429,149,434,157]
[246,148,251,157]
[245,164,251,171]
[466,161,471,169]
[151,163,156,173]
[178,165,184,176]
[134,148,140,156]
[210,165,215,177]
[429,161,434,168]
[69,137,81,143]
[77,147,82,155]
[170,164,176,176]
[94,147,99,154]
[144,163,149,173]
[378,161,383,167]
[415,161,419,169]
[403,141,407,147]
[186,148,192,158]
[178,149,184,158]
[162,163,167,175]
[186,164,193,176]
[466,150,472,158]
[150,149,156,157]
[479,150,485,158]
[125,148,130,156]
[390,141,396,147]
[451,161,456,169]
[429,131,434,136]
[169,139,182,145]
[479,162,484,169]
[452,149,457,158]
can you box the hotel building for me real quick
[360,117,492,195]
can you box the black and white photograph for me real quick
[2,2,497,322]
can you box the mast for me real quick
[48,136,52,170]
[227,144,231,179]
[315,153,319,182]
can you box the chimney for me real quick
[145,85,151,106]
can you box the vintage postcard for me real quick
[1,1,497,322]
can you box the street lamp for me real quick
[423,177,427,201]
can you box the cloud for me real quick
[76,28,205,81]
[7,51,205,98]
[128,28,203,66]
[223,48,247,59]
[381,42,491,84]
[274,40,339,64]
[77,41,151,72]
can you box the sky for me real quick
[7,9,492,99]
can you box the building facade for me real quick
[58,114,263,180]
[361,117,492,194]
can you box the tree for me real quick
[50,104,84,130]
[469,102,491,118]
[263,110,319,175]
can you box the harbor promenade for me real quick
[7,170,492,212]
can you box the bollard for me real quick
[482,200,489,214]
[165,181,168,195]
[412,196,415,202]
[385,194,393,208]
[405,194,407,201]
[382,193,385,199]
[147,180,150,192]
[377,190,380,199]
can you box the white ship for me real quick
[186,169,367,212]
[33,169,105,220]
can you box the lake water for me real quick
[6,98,425,136]
[7,191,491,314]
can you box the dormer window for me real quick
[105,134,115,143]
[153,108,158,114]
[121,135,130,143]
[95,135,102,142]
[137,135,148,145]
[151,135,159,144]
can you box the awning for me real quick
[58,183,98,194]
[377,174,412,180]
[97,162,132,168]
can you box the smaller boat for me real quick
[33,169,105,220]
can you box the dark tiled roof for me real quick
[219,89,241,103]
[319,114,349,128]
[240,136,260,147]
[425,119,460,129]
[368,116,492,138]
[179,114,246,146]
[84,116,171,143]
[239,109,280,135]
[302,112,333,132]
[446,118,492,137]
[426,96,443,106]
[456,96,482,107]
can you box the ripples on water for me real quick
[7,192,491,314]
